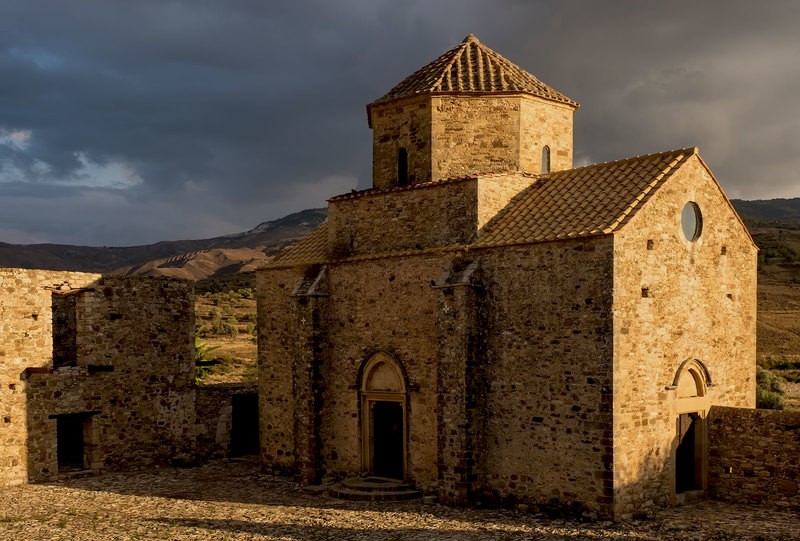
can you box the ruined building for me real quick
[0,270,197,485]
[257,35,758,519]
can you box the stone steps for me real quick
[57,469,94,480]
[329,476,423,501]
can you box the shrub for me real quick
[194,336,220,384]
[756,366,785,410]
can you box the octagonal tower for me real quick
[367,34,579,189]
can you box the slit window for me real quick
[397,148,409,186]
[541,145,551,173]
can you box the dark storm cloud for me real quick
[0,0,799,245]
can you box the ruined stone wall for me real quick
[370,96,432,189]
[612,155,758,518]
[327,181,477,257]
[196,383,258,460]
[477,238,615,517]
[0,270,196,485]
[0,269,98,485]
[26,275,196,481]
[708,406,800,509]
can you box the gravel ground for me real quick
[0,458,797,540]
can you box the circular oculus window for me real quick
[681,201,702,242]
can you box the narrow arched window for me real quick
[397,148,409,186]
[541,145,551,173]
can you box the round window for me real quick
[681,202,702,242]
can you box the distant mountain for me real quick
[0,208,327,275]
[731,198,800,223]
[2,198,799,279]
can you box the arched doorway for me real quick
[360,352,407,479]
[670,359,711,499]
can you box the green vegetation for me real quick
[193,273,257,384]
[194,335,220,384]
[756,365,785,410]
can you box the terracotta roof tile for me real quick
[369,34,578,109]
[266,222,329,268]
[474,148,696,248]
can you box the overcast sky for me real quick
[1,1,799,246]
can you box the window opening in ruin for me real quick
[56,413,88,472]
[541,145,551,173]
[230,393,260,456]
[360,352,407,479]
[52,292,79,368]
[681,201,703,242]
[397,148,409,186]
[675,412,703,493]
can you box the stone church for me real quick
[257,35,757,519]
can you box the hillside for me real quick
[731,197,800,223]
[0,208,326,275]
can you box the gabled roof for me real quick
[268,222,329,267]
[265,148,745,268]
[474,148,695,247]
[369,34,578,109]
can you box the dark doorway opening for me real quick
[371,401,404,479]
[676,412,703,493]
[56,414,86,471]
[230,394,259,456]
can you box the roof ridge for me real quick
[546,147,697,178]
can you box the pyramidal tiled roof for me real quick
[370,34,578,108]
[474,148,696,247]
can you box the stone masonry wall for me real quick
[327,180,477,257]
[258,254,451,490]
[369,94,574,189]
[612,155,758,518]
[320,254,448,488]
[518,96,574,173]
[257,267,303,475]
[431,95,574,180]
[0,269,98,485]
[476,173,537,232]
[196,383,258,460]
[370,96,432,189]
[477,238,615,517]
[708,406,800,509]
[328,173,538,259]
[0,270,196,486]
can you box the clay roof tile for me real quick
[474,148,696,248]
[369,34,578,109]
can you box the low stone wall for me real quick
[196,383,258,460]
[708,406,800,509]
